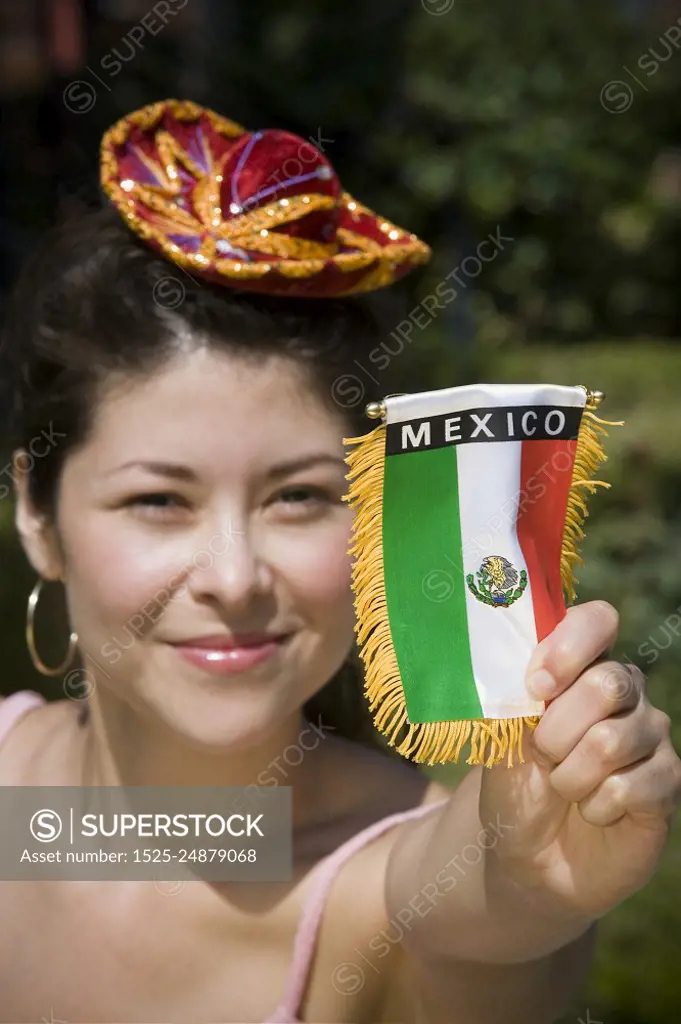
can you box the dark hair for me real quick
[0,204,394,750]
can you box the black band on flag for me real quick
[385,404,584,456]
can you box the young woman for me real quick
[0,100,679,1024]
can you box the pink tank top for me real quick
[0,690,449,1023]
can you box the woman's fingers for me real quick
[526,601,620,702]
[576,742,681,827]
[531,660,644,765]
[536,702,669,805]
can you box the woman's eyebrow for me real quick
[106,454,346,481]
[105,460,198,481]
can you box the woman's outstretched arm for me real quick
[385,600,681,1020]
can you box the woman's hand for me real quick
[480,600,681,920]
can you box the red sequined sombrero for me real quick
[100,99,431,298]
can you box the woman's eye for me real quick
[125,493,189,519]
[275,486,330,515]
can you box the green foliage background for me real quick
[2,0,681,1020]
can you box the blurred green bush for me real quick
[199,0,681,346]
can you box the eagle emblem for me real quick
[466,555,528,608]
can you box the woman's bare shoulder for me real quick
[0,695,77,783]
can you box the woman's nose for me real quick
[185,521,274,611]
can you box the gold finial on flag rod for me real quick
[578,386,605,409]
[586,389,605,408]
[365,393,407,420]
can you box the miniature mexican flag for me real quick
[343,383,619,769]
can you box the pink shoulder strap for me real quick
[268,796,450,1021]
[0,690,46,748]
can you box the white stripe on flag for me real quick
[386,382,585,423]
[456,439,545,718]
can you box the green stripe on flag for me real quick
[382,444,482,721]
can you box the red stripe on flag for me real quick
[517,438,577,642]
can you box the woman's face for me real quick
[19,347,357,749]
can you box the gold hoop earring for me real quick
[26,577,78,676]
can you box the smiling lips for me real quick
[169,632,291,674]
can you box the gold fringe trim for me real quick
[560,407,623,603]
[342,402,622,769]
